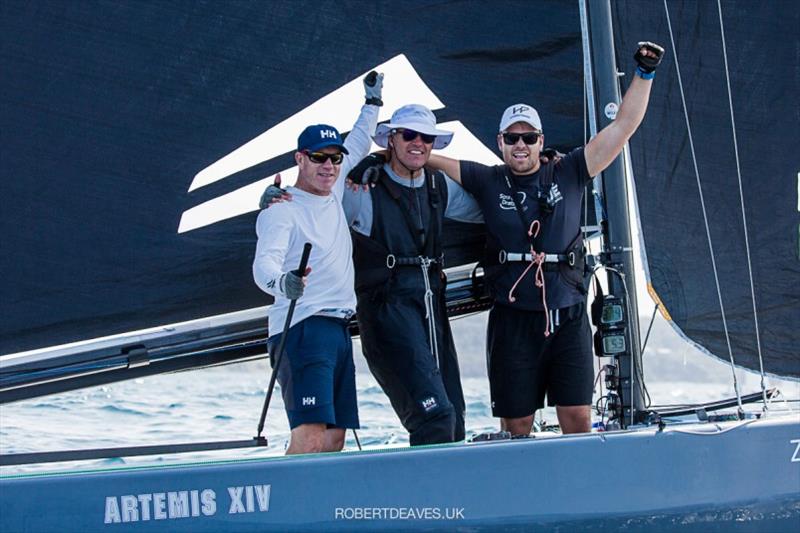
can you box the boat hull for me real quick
[2,415,798,532]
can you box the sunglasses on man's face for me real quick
[395,129,436,144]
[303,151,344,164]
[501,132,541,146]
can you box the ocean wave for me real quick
[100,405,149,416]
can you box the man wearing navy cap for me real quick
[252,73,381,454]
[261,101,482,446]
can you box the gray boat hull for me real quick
[1,414,798,532]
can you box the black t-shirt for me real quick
[460,148,591,310]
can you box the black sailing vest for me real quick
[352,167,448,296]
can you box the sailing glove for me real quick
[634,41,665,74]
[540,147,564,164]
[259,176,290,209]
[364,71,384,106]
[347,153,386,186]
[279,271,304,300]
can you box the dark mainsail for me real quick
[611,0,800,377]
[0,0,588,355]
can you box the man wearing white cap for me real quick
[344,103,482,446]
[412,42,666,437]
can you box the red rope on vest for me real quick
[507,219,550,337]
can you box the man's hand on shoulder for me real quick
[346,152,387,191]
[259,173,292,209]
[539,147,564,165]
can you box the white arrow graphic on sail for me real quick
[178,54,500,233]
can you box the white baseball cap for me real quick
[374,104,454,150]
[499,103,542,132]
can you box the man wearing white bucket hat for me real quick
[344,103,483,446]
[261,102,482,446]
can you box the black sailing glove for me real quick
[540,147,564,165]
[347,153,386,186]
[633,41,665,77]
[364,70,384,106]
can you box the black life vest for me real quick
[482,162,588,295]
[351,167,448,294]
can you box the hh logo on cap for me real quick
[512,105,530,115]
[320,129,337,139]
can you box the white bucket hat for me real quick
[373,104,454,150]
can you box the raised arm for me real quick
[585,42,664,177]
[427,153,462,184]
[334,72,382,200]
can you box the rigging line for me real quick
[582,30,588,145]
[716,0,768,414]
[640,302,659,356]
[663,0,744,416]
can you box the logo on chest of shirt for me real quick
[498,191,527,211]
[539,183,563,209]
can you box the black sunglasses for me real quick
[303,151,344,164]
[501,132,541,145]
[394,129,436,144]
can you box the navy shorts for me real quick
[487,302,594,418]
[268,316,359,430]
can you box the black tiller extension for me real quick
[255,242,312,442]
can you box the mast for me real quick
[582,0,646,427]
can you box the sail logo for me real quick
[103,485,270,524]
[791,439,800,463]
[179,54,502,234]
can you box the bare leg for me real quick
[501,415,534,436]
[322,428,346,452]
[285,423,327,455]
[556,405,591,434]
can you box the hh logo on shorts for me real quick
[420,396,438,412]
[302,396,316,406]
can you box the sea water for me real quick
[1,312,797,475]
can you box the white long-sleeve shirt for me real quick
[253,104,378,336]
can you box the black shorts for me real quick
[487,302,593,418]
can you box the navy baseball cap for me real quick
[297,124,349,154]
